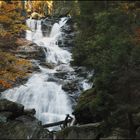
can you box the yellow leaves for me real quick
[0,26,8,37]
[0,51,32,89]
[1,2,16,12]
[16,59,32,67]
[17,58,32,68]
[0,51,16,65]
[0,1,26,37]
[0,2,32,89]
[25,0,53,15]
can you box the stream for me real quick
[1,17,92,130]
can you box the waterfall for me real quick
[26,19,43,41]
[1,17,92,130]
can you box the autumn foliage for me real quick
[0,1,32,90]
[0,1,26,38]
[0,51,32,89]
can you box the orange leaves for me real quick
[0,80,11,88]
[1,2,16,12]
[0,27,8,37]
[0,15,12,23]
[132,27,140,44]
[135,27,140,35]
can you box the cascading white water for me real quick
[2,17,91,130]
[26,18,43,41]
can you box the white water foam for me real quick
[2,17,91,130]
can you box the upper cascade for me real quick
[26,17,72,65]
[1,17,92,131]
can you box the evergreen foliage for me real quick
[73,1,140,138]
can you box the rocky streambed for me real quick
[0,16,93,139]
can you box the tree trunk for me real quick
[128,113,136,139]
[21,0,26,17]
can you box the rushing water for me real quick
[1,17,91,130]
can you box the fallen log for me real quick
[43,118,72,128]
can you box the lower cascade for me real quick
[1,17,91,130]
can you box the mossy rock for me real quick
[0,99,24,116]
[56,123,101,139]
[73,88,102,124]
[0,99,50,139]
[0,115,43,139]
[0,112,13,123]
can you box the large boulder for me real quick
[16,38,32,46]
[101,128,128,139]
[56,123,101,139]
[62,81,79,93]
[0,99,50,139]
[16,42,46,61]
[0,115,49,139]
[0,99,24,116]
[73,88,102,124]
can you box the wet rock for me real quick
[63,39,74,48]
[62,81,79,93]
[0,99,24,116]
[55,64,74,72]
[16,43,46,61]
[54,72,68,80]
[0,99,50,139]
[16,38,32,47]
[56,123,101,139]
[74,67,89,78]
[38,128,52,139]
[13,77,29,87]
[42,18,55,36]
[101,128,127,139]
[40,62,55,69]
[66,18,74,25]
[62,23,74,34]
[23,109,36,116]
[47,76,63,84]
[42,24,51,36]
[58,18,75,48]
[73,88,102,124]
[41,17,61,37]
[0,112,13,123]
[29,64,40,72]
